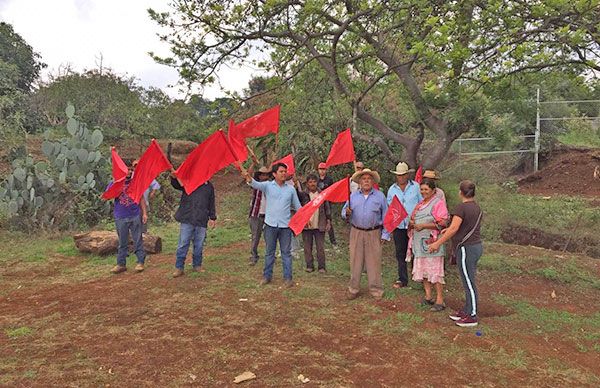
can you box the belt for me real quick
[352,225,382,231]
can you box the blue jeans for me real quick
[115,216,145,266]
[263,225,293,281]
[175,223,207,269]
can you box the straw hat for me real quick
[257,166,271,174]
[390,162,414,176]
[351,168,381,183]
[423,169,441,179]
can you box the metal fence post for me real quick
[534,88,541,172]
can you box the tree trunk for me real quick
[73,231,162,256]
[421,137,455,169]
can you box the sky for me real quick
[0,0,254,100]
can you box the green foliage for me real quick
[0,22,45,93]
[4,326,33,339]
[150,0,600,168]
[0,104,110,230]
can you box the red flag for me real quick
[101,147,128,200]
[289,178,350,235]
[175,130,237,195]
[227,119,248,162]
[126,139,173,204]
[233,105,280,138]
[325,128,356,167]
[415,166,423,184]
[110,147,128,181]
[271,154,295,176]
[383,195,409,233]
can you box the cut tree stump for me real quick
[73,231,162,256]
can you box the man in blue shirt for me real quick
[386,162,422,288]
[342,168,389,300]
[243,162,301,287]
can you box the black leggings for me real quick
[457,243,483,317]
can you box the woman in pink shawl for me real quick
[408,178,449,311]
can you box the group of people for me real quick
[106,157,484,328]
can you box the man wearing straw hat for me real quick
[386,162,422,288]
[342,168,389,300]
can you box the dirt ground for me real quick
[518,146,600,198]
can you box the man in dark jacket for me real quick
[171,172,216,277]
[317,162,337,246]
[298,174,331,273]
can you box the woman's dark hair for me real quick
[420,178,437,190]
[305,173,318,182]
[271,162,288,174]
[459,180,476,198]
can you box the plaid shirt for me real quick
[249,188,264,217]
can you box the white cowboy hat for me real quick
[390,162,414,176]
[351,168,381,183]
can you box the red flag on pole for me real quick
[233,105,280,138]
[175,130,237,195]
[271,154,295,176]
[289,178,350,235]
[415,166,423,184]
[227,119,249,162]
[101,147,128,200]
[126,139,173,204]
[324,128,356,167]
[383,195,409,233]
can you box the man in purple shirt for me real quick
[106,161,147,274]
[342,168,389,300]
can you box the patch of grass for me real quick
[368,312,424,335]
[557,124,600,148]
[5,326,33,339]
[532,266,560,282]
[479,253,524,274]
[495,296,600,339]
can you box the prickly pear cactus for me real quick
[0,103,110,229]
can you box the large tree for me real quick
[149,0,600,168]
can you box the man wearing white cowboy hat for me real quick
[386,162,423,288]
[342,168,389,300]
[423,169,446,203]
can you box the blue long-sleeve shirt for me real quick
[250,178,301,228]
[386,180,422,229]
[342,189,389,240]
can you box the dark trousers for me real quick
[263,225,293,280]
[393,228,409,285]
[457,243,483,317]
[115,216,145,266]
[249,215,265,262]
[302,229,326,270]
[328,222,337,245]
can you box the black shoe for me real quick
[430,304,446,312]
[421,298,435,306]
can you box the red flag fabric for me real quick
[102,179,125,200]
[271,154,295,176]
[233,105,280,138]
[289,178,350,235]
[175,130,237,195]
[324,128,356,167]
[227,119,248,162]
[415,166,423,184]
[383,195,409,233]
[101,147,128,200]
[110,147,128,181]
[126,139,173,204]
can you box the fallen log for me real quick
[73,231,162,255]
